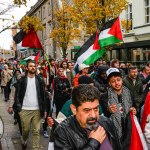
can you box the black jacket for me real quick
[53,115,121,150]
[15,75,46,117]
[94,76,108,94]
[123,75,143,108]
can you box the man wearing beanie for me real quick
[94,66,109,94]
[73,64,89,87]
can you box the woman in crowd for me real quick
[53,68,71,116]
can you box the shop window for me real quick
[145,0,150,23]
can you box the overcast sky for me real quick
[0,0,38,50]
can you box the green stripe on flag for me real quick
[99,36,122,48]
[20,59,27,65]
[83,48,106,65]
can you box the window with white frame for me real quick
[145,0,150,23]
[126,3,132,30]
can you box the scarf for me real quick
[108,86,132,139]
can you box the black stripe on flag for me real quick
[100,17,118,31]
[74,33,96,61]
[13,30,26,44]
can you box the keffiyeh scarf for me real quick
[108,86,132,138]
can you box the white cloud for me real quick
[0,0,38,50]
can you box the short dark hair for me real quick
[72,84,100,108]
[128,66,137,72]
[26,59,36,67]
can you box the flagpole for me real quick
[43,51,52,69]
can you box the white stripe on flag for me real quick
[99,28,112,40]
[24,56,35,60]
[17,41,28,50]
[133,115,148,150]
[76,44,96,65]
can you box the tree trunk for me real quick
[62,42,68,58]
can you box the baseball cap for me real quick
[106,68,122,80]
[79,64,89,71]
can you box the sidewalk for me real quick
[0,93,49,150]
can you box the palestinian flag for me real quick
[99,17,123,47]
[141,92,150,132]
[13,29,43,51]
[130,114,148,150]
[74,32,106,66]
[20,51,40,65]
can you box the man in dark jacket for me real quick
[94,65,109,94]
[15,60,46,150]
[123,66,144,113]
[53,84,121,150]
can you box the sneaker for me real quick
[43,131,49,138]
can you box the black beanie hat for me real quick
[78,75,94,84]
[96,65,109,76]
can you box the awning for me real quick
[112,40,150,49]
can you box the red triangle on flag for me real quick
[93,32,101,50]
[108,18,123,41]
[22,30,43,50]
[34,51,40,63]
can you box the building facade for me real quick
[107,0,150,65]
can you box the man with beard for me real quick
[123,66,143,115]
[53,84,121,150]
[100,68,136,147]
[15,60,46,150]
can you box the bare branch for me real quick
[0,4,16,16]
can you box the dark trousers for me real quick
[14,112,22,135]
[43,109,50,131]
[4,86,9,101]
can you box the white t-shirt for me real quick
[22,77,39,110]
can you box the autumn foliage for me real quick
[18,16,44,33]
[13,0,27,6]
[50,0,81,58]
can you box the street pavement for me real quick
[0,92,50,150]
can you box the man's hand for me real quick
[89,126,106,144]
[7,107,13,114]
[108,104,117,113]
[47,117,54,127]
[130,107,136,115]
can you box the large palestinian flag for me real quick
[13,29,43,51]
[99,17,123,47]
[74,32,106,66]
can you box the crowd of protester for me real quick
[0,58,150,149]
